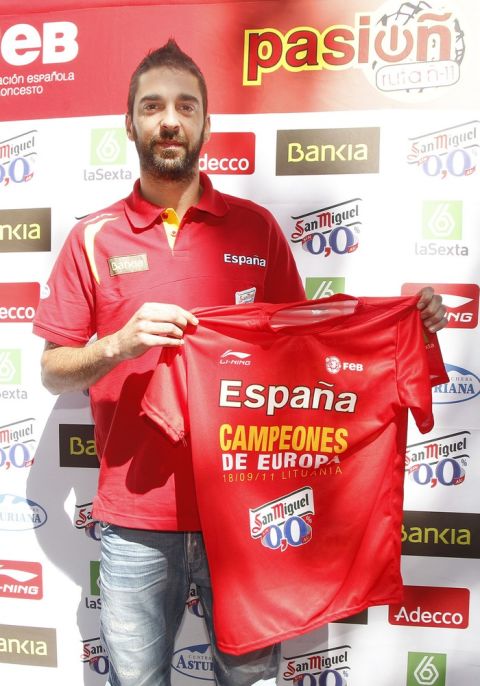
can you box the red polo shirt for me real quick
[33,174,304,529]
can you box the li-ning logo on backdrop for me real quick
[0,130,37,186]
[243,2,464,100]
[0,561,43,599]
[249,487,314,551]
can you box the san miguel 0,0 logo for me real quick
[243,1,464,101]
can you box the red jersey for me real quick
[32,174,304,530]
[142,296,448,653]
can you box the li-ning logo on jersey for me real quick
[249,487,314,551]
[219,350,252,366]
[326,356,364,374]
[224,253,266,267]
[107,253,149,276]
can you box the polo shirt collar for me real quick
[124,172,228,229]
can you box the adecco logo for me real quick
[199,133,255,175]
[389,585,469,629]
[0,282,39,322]
[172,643,215,681]
[0,22,78,66]
[0,494,47,531]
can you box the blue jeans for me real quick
[99,525,279,686]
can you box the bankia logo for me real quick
[407,120,478,179]
[84,128,132,182]
[172,643,215,682]
[402,511,480,558]
[59,424,99,468]
[415,201,467,257]
[0,494,47,531]
[0,623,57,668]
[0,419,37,470]
[0,208,51,253]
[401,283,479,328]
[289,198,362,258]
[433,364,480,404]
[0,282,39,322]
[0,561,43,599]
[405,430,470,489]
[389,585,469,629]
[407,652,446,686]
[0,130,37,186]
[276,128,379,176]
[243,1,464,102]
[199,132,255,175]
[282,644,351,683]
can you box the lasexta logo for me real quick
[407,652,446,686]
[90,129,126,165]
[0,282,39,322]
[0,350,21,383]
[199,133,255,174]
[305,278,345,300]
[422,201,462,240]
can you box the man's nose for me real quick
[160,104,180,131]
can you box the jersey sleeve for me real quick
[396,313,448,433]
[264,213,305,303]
[32,224,96,346]
[141,347,189,443]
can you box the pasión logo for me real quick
[0,494,46,531]
[243,1,463,100]
[0,130,37,186]
[389,585,469,629]
[172,643,215,682]
[59,424,99,468]
[402,510,480,558]
[405,430,470,489]
[289,198,362,259]
[282,644,351,684]
[433,364,480,404]
[250,487,314,551]
[402,282,479,328]
[199,132,255,175]
[277,128,379,175]
[0,561,43,599]
[0,419,36,470]
[0,623,57,668]
[415,200,467,257]
[407,120,478,179]
[0,208,51,253]
[84,128,132,182]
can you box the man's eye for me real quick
[144,103,159,111]
[179,104,194,113]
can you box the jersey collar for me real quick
[124,172,228,229]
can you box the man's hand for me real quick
[417,287,447,333]
[112,303,199,361]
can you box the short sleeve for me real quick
[264,214,305,303]
[396,313,448,433]
[141,347,189,443]
[33,225,96,345]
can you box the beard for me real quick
[133,126,205,182]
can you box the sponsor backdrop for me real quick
[0,0,479,684]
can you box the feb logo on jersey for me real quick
[326,355,364,374]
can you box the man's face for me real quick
[126,66,210,181]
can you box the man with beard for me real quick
[33,40,446,686]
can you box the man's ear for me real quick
[125,113,135,141]
[203,114,211,144]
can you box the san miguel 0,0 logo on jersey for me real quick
[249,487,314,552]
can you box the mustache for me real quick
[151,130,188,145]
